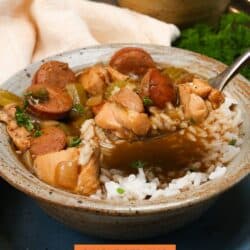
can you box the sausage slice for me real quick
[110,47,155,76]
[26,84,73,120]
[32,61,76,88]
[30,126,67,156]
[141,68,176,109]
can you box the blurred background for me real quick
[95,0,250,26]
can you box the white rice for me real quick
[80,95,242,201]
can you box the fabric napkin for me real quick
[0,0,180,83]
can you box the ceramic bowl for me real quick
[0,44,249,240]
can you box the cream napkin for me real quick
[0,0,180,83]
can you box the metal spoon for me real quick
[209,49,250,91]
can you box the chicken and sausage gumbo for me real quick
[0,47,225,196]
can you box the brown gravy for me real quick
[101,129,207,179]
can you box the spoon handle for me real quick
[210,49,250,91]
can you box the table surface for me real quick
[0,175,249,250]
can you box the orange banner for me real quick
[75,244,176,250]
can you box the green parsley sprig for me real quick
[143,97,153,107]
[229,139,237,146]
[15,107,42,137]
[15,107,34,132]
[116,187,125,195]
[71,104,84,115]
[130,160,147,169]
[24,88,49,106]
[175,13,250,79]
[67,136,82,147]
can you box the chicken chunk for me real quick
[107,66,128,82]
[95,102,151,136]
[92,102,106,115]
[112,88,144,113]
[79,65,109,96]
[178,84,208,123]
[0,110,10,123]
[126,110,151,135]
[0,103,17,123]
[208,89,225,109]
[188,78,212,98]
[0,105,32,151]
[7,120,31,151]
[188,94,209,123]
[95,102,123,130]
[178,84,191,115]
[76,156,100,196]
[33,148,79,187]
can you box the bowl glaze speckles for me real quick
[0,44,249,239]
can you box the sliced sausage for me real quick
[26,84,73,120]
[141,68,176,109]
[32,61,76,88]
[110,47,155,76]
[30,126,67,156]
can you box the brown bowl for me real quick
[118,0,230,27]
[0,44,249,239]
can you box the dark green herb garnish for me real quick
[189,165,198,172]
[131,160,146,169]
[24,92,32,98]
[189,118,196,125]
[15,107,42,137]
[72,104,84,115]
[31,88,49,102]
[23,98,29,109]
[68,136,82,147]
[229,139,237,146]
[143,97,153,107]
[175,13,250,79]
[116,187,125,195]
[33,130,43,137]
[15,107,34,131]
[24,88,49,105]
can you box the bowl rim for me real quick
[0,43,249,215]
